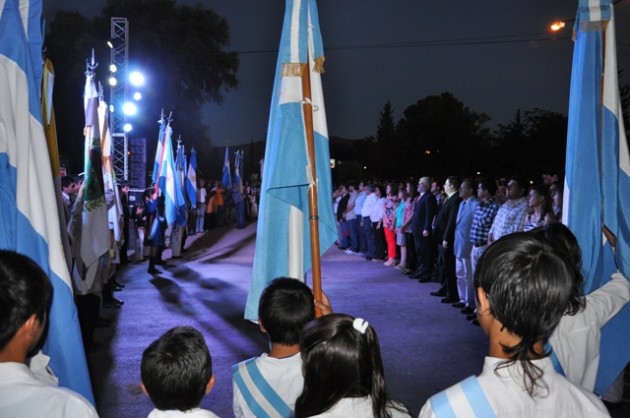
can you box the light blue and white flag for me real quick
[0,0,93,402]
[186,148,198,209]
[564,0,630,395]
[234,149,243,192]
[245,0,337,320]
[152,114,167,185]
[222,146,232,189]
[157,124,186,226]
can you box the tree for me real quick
[492,109,567,180]
[394,92,490,179]
[45,0,239,174]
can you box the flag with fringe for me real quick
[563,0,630,394]
[245,0,337,320]
[0,0,93,402]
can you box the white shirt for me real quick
[418,357,608,418]
[361,193,377,218]
[0,362,98,418]
[148,408,220,418]
[308,397,411,418]
[550,272,630,391]
[370,197,385,222]
[232,353,303,418]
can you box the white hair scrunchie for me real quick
[353,318,369,334]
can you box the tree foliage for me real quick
[45,0,239,173]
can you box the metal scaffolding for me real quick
[110,17,128,181]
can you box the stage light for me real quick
[123,123,133,132]
[122,102,138,116]
[107,40,114,49]
[108,76,117,86]
[133,92,142,101]
[109,104,115,113]
[109,64,117,73]
[129,71,145,87]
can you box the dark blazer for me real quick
[433,193,462,245]
[412,192,437,236]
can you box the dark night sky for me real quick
[45,1,630,146]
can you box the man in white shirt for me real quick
[0,250,98,418]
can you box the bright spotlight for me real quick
[109,104,115,113]
[550,21,566,32]
[109,64,117,73]
[123,123,133,132]
[129,71,145,87]
[122,102,138,116]
[108,76,117,87]
[107,40,114,49]
[133,92,142,101]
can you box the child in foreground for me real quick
[0,250,98,417]
[232,277,330,418]
[295,313,411,418]
[418,233,609,418]
[141,326,219,418]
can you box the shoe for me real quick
[471,319,480,326]
[171,255,183,259]
[113,279,125,288]
[441,297,459,304]
[103,298,123,309]
[465,313,477,321]
[461,307,475,315]
[451,301,466,308]
[418,276,431,283]
[338,246,349,251]
[344,249,356,255]
[148,267,162,275]
[383,258,395,266]
[430,290,447,297]
[95,316,111,328]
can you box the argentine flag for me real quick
[564,0,630,395]
[0,0,93,402]
[186,148,198,209]
[222,146,232,189]
[157,124,186,226]
[245,0,337,320]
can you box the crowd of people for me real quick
[331,175,565,325]
[1,172,628,417]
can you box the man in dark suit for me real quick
[411,177,437,281]
[430,176,462,304]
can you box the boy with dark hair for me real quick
[418,233,608,417]
[232,277,329,418]
[141,326,218,418]
[0,250,98,417]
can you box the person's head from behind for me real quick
[258,278,315,345]
[141,326,214,411]
[529,223,585,316]
[474,233,573,396]
[0,250,52,359]
[295,314,389,418]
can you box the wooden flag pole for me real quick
[300,61,324,317]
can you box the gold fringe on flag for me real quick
[313,56,325,74]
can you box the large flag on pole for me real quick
[186,148,198,209]
[245,0,337,320]
[564,0,630,395]
[157,123,186,226]
[234,149,243,192]
[0,0,93,402]
[76,56,110,295]
[222,146,232,189]
[152,112,167,185]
